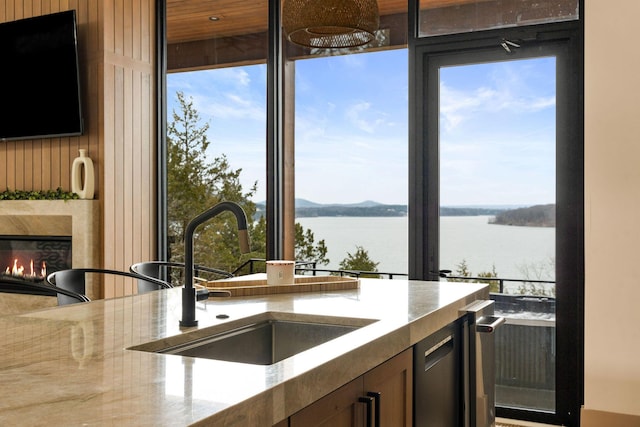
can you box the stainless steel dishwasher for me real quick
[413,318,464,427]
[413,300,504,427]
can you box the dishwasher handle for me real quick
[476,315,505,333]
[423,335,454,372]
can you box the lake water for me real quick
[295,216,555,292]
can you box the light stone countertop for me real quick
[0,278,487,426]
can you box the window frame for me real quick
[408,18,584,427]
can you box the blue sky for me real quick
[439,57,556,206]
[167,51,555,206]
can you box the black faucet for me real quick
[180,201,251,327]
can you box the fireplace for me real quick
[0,200,100,299]
[1,235,72,282]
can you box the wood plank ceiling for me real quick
[165,0,577,70]
[167,0,411,44]
[165,0,475,44]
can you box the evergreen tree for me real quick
[167,91,331,274]
[167,92,257,272]
[447,259,500,292]
[294,222,329,265]
[477,264,500,293]
[339,246,380,278]
[446,259,472,282]
[455,259,471,277]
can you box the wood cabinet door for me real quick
[290,349,413,427]
[363,349,413,427]
[290,377,365,427]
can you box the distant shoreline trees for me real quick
[255,204,512,219]
[490,204,556,227]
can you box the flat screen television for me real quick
[0,10,83,141]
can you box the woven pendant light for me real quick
[283,0,380,48]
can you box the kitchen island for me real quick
[0,278,487,426]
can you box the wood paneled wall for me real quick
[101,0,156,296]
[0,1,100,196]
[0,0,157,296]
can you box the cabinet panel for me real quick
[290,349,413,427]
[364,349,413,427]
[290,377,364,427]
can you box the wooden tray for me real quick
[203,275,359,297]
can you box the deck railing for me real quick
[233,258,411,279]
[233,258,556,291]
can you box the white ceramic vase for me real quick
[71,149,95,199]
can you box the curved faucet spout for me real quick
[181,201,251,327]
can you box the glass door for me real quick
[409,31,583,426]
[439,56,557,413]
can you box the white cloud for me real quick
[201,67,252,87]
[439,76,556,132]
[345,101,389,134]
[440,84,492,131]
[346,102,374,133]
[188,89,265,122]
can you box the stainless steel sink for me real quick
[129,312,376,365]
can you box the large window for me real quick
[163,1,409,273]
[293,49,408,274]
[166,66,267,201]
[162,1,269,270]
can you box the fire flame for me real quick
[12,259,24,276]
[4,258,47,279]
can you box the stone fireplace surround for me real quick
[0,200,100,299]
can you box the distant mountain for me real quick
[294,198,324,208]
[331,200,383,208]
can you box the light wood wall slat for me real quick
[132,72,143,267]
[114,0,123,55]
[33,140,42,190]
[144,72,154,262]
[102,61,116,295]
[41,140,51,190]
[23,141,32,189]
[0,144,5,189]
[123,66,134,293]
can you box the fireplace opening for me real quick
[0,235,72,282]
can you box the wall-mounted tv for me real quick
[0,10,83,141]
